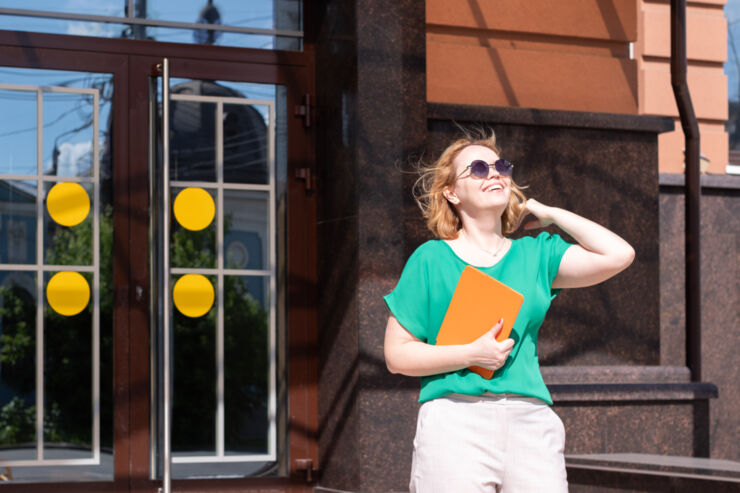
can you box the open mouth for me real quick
[484,183,504,192]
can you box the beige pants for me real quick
[409,393,568,493]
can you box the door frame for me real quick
[0,30,317,493]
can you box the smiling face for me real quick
[444,144,511,218]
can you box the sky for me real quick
[0,0,284,49]
[726,0,740,101]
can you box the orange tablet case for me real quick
[435,265,524,379]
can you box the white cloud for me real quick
[48,141,92,177]
[66,21,117,38]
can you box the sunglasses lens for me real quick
[494,159,513,176]
[470,160,490,178]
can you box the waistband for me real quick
[442,392,548,406]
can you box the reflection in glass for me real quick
[170,187,217,269]
[43,92,94,177]
[0,89,36,176]
[0,270,37,452]
[143,0,300,34]
[0,1,123,17]
[0,181,37,265]
[0,0,302,49]
[172,276,217,455]
[0,15,128,40]
[44,182,93,266]
[43,271,93,459]
[0,66,113,481]
[224,275,269,454]
[223,103,268,184]
[224,191,269,270]
[143,26,274,49]
[170,96,216,182]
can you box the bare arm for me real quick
[384,315,513,377]
[518,199,635,289]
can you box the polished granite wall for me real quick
[658,175,740,463]
[315,0,426,490]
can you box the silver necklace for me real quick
[461,230,508,258]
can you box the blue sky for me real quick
[726,1,740,101]
[0,1,282,48]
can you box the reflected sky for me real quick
[727,1,740,101]
[0,1,287,49]
[0,69,112,179]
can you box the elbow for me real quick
[384,348,402,375]
[616,245,635,271]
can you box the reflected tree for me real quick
[171,215,269,453]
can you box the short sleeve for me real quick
[538,231,573,298]
[383,248,430,342]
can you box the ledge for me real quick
[542,365,690,385]
[566,453,740,483]
[549,382,718,403]
[428,103,675,133]
[659,173,740,190]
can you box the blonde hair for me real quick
[413,130,527,239]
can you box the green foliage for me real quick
[0,206,114,448]
[171,216,269,453]
[0,397,35,444]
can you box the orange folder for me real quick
[435,265,524,379]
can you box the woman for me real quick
[383,131,634,492]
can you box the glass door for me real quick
[149,59,290,486]
[0,66,115,483]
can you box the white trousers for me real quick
[409,393,568,493]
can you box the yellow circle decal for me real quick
[47,182,91,227]
[46,271,90,316]
[173,187,215,231]
[173,274,215,318]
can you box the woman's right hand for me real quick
[467,318,514,370]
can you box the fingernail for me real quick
[498,317,503,324]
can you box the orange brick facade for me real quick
[426,0,729,174]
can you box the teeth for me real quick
[487,184,503,192]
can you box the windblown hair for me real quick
[413,129,527,239]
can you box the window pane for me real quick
[170,187,217,269]
[1,180,37,265]
[0,89,36,176]
[43,182,93,265]
[43,271,93,459]
[223,104,269,185]
[172,275,217,455]
[224,275,269,454]
[170,97,216,182]
[224,191,269,270]
[0,1,124,17]
[0,270,37,454]
[0,15,128,39]
[43,92,94,178]
[143,0,300,31]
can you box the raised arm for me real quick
[384,315,513,376]
[517,199,635,289]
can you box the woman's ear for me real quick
[443,187,460,205]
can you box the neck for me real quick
[459,220,505,251]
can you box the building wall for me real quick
[636,0,728,173]
[426,0,730,174]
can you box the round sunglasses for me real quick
[458,159,514,179]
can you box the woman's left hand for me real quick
[515,198,554,231]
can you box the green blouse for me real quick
[384,232,572,404]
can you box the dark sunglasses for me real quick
[458,159,514,179]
